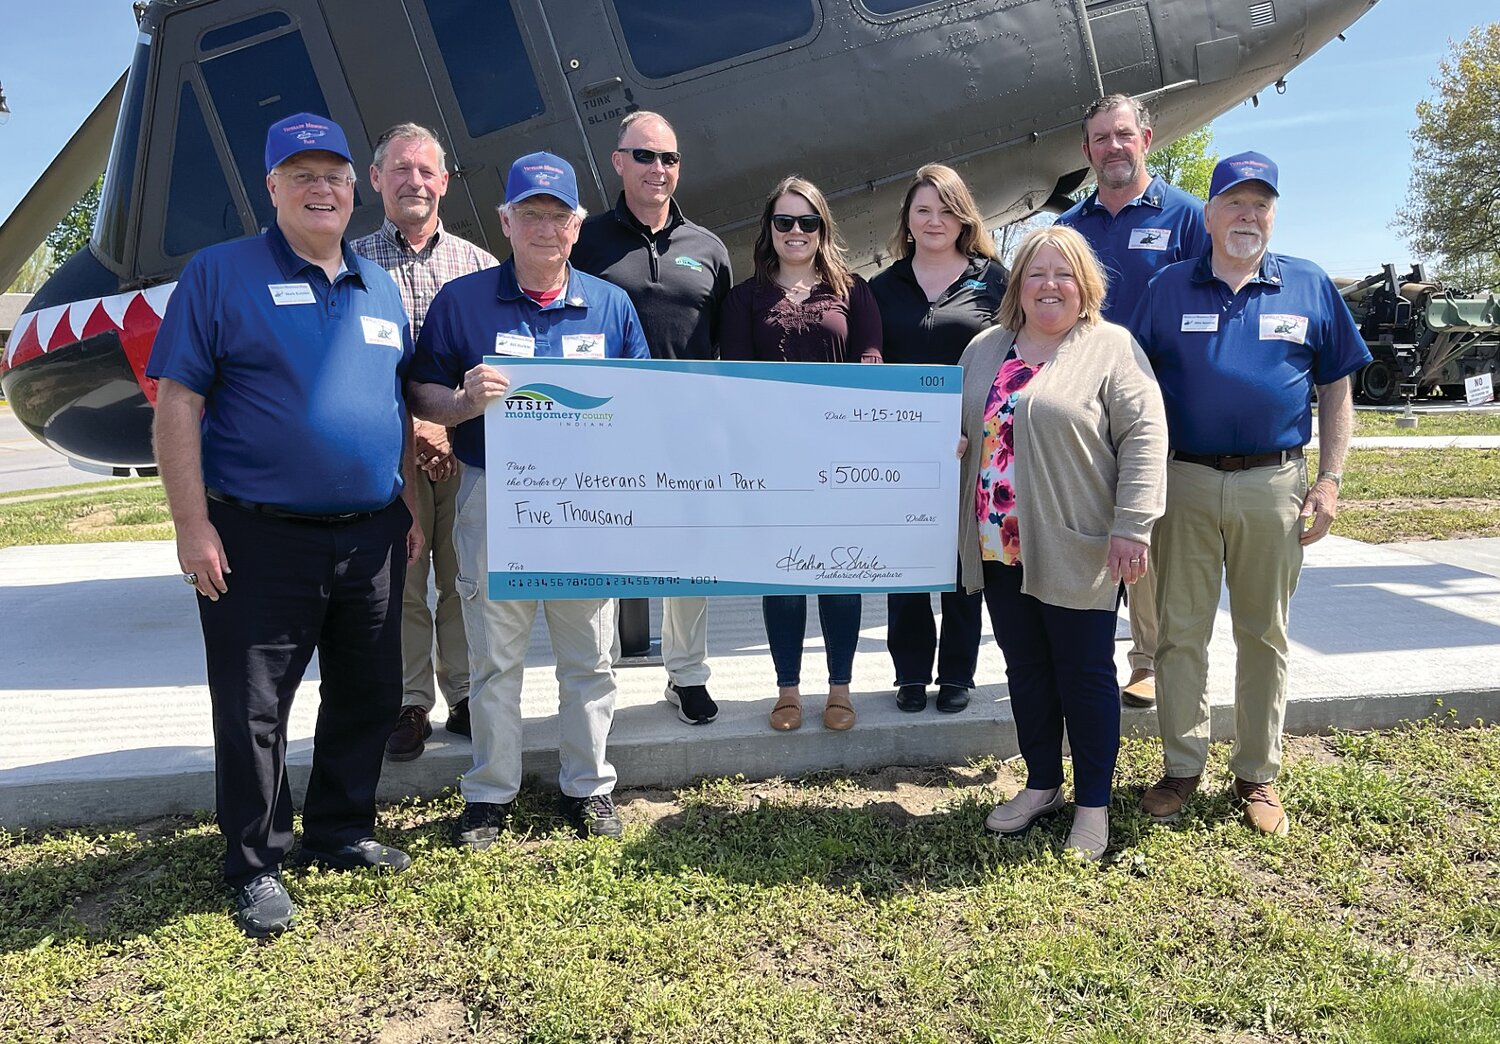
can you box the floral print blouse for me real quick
[977,346,1045,564]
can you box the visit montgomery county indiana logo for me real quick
[501,383,615,427]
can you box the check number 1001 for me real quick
[817,462,939,488]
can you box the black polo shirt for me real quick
[867,255,1008,366]
[572,194,733,361]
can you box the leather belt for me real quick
[1173,447,1304,472]
[207,488,388,524]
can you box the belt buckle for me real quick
[1219,454,1247,472]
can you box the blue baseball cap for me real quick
[506,151,580,210]
[265,112,355,172]
[1208,151,1279,200]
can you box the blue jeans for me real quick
[982,561,1120,807]
[762,594,862,687]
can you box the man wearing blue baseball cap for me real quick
[1127,152,1370,835]
[408,151,649,846]
[149,111,422,937]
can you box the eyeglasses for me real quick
[511,206,577,228]
[275,170,356,189]
[616,147,680,167]
[771,214,822,234]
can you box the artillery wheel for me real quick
[1358,359,1401,405]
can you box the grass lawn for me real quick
[4,449,1495,550]
[1,721,1495,1043]
[1350,410,1500,438]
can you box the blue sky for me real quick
[0,1,1490,279]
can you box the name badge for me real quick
[1260,313,1309,344]
[1181,313,1219,332]
[268,283,315,306]
[562,333,606,359]
[360,316,402,349]
[495,333,536,357]
[1129,228,1172,251]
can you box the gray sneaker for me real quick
[454,801,513,850]
[562,793,623,839]
[235,872,294,938]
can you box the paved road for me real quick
[0,404,132,495]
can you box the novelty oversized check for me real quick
[482,359,961,599]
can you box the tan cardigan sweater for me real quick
[957,320,1167,610]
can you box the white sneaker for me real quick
[984,787,1064,836]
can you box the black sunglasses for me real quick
[616,147,681,167]
[771,214,823,234]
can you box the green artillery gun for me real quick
[1338,263,1500,404]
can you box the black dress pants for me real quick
[886,560,983,689]
[198,497,408,887]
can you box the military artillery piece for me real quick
[1340,263,1500,404]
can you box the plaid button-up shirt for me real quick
[351,218,499,340]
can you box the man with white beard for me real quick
[1127,152,1370,836]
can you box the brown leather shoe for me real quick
[822,689,856,731]
[769,690,802,732]
[384,706,431,762]
[1233,778,1290,835]
[1141,774,1200,821]
[1121,668,1156,708]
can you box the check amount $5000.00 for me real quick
[483,359,961,599]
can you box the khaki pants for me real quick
[1126,545,1158,672]
[1153,457,1306,783]
[453,468,618,805]
[661,597,710,686]
[401,470,469,712]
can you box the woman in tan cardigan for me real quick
[956,225,1166,860]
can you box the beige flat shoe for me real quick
[769,691,802,732]
[822,689,856,731]
[1121,668,1156,708]
[984,787,1064,835]
[1065,807,1110,862]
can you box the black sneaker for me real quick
[235,872,294,938]
[562,793,623,839]
[935,685,970,713]
[895,684,928,712]
[454,800,512,850]
[297,838,412,873]
[444,698,472,738]
[664,683,718,725]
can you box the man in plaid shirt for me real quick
[353,123,498,762]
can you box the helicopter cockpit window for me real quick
[95,32,154,267]
[199,12,292,53]
[164,81,240,258]
[200,28,332,231]
[420,0,544,138]
[612,0,816,79]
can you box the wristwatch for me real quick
[1316,471,1342,489]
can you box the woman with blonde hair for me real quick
[956,224,1166,860]
[870,164,1007,715]
[721,175,883,732]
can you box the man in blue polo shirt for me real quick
[1057,94,1210,710]
[149,113,421,937]
[1129,152,1370,835]
[408,152,649,847]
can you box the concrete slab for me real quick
[1388,537,1500,582]
[2,535,1496,828]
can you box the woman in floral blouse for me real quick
[955,225,1167,860]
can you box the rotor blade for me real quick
[0,71,127,292]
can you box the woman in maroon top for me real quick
[720,176,882,733]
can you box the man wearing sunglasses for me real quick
[572,112,733,728]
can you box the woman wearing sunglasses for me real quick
[721,175,882,733]
[869,163,1007,718]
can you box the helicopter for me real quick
[0,0,1379,472]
